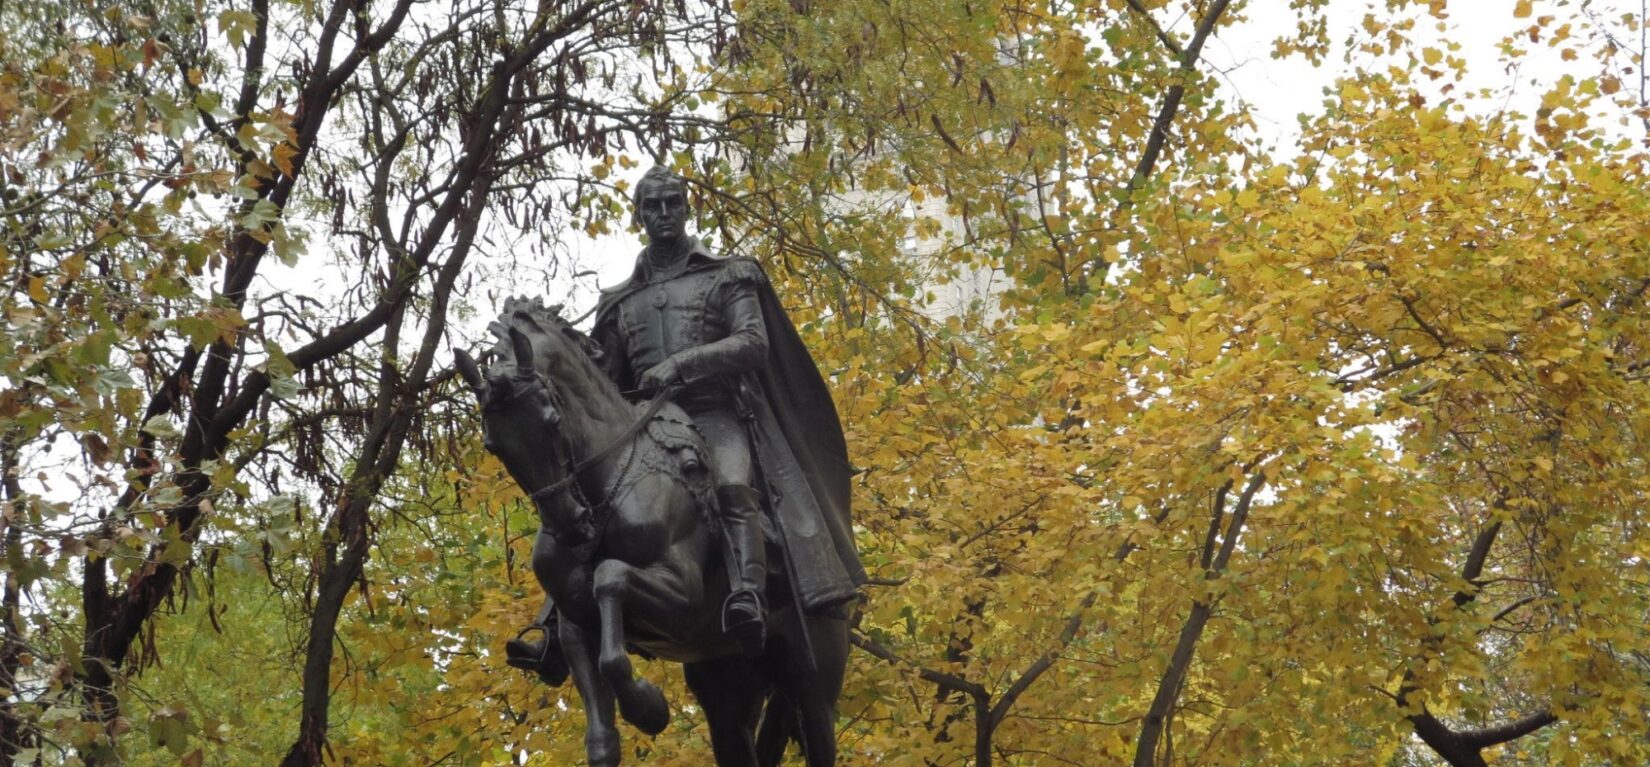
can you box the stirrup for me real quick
[504,625,569,687]
[722,591,766,657]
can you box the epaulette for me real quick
[718,257,767,287]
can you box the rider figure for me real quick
[603,166,772,650]
[509,165,866,679]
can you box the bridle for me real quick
[471,310,680,550]
[499,371,678,548]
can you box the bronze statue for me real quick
[455,165,863,766]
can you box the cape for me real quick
[593,243,867,613]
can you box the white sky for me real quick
[1215,0,1634,152]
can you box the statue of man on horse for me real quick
[463,164,864,765]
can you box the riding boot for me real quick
[717,484,768,657]
[505,596,569,687]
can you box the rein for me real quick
[527,385,676,506]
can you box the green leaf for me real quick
[218,9,258,49]
[141,415,181,440]
[149,484,184,507]
[96,367,137,394]
[239,199,281,231]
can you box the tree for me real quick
[0,0,743,762]
[702,0,1650,765]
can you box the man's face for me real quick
[637,181,689,243]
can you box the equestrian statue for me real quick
[454,165,865,767]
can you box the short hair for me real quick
[631,165,689,228]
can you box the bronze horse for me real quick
[455,301,849,767]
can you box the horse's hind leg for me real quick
[755,688,792,767]
[794,690,839,767]
[788,614,850,767]
[685,658,767,767]
[559,619,621,767]
[591,558,673,735]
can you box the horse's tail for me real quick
[756,687,795,767]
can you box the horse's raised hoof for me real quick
[617,678,671,736]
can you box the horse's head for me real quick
[499,297,604,366]
[456,325,595,545]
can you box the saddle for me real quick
[642,410,720,523]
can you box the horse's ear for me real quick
[508,326,534,375]
[455,349,485,395]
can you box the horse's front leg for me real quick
[558,617,620,767]
[591,558,678,736]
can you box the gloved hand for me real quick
[638,356,684,390]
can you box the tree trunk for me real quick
[1399,521,1558,765]
[1133,470,1264,767]
[0,438,34,762]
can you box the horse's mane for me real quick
[488,297,632,442]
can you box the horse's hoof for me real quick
[586,728,620,767]
[617,679,671,736]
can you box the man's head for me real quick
[632,165,690,244]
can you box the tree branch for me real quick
[1119,0,1234,205]
[1122,0,1185,59]
[849,631,986,699]
[1462,710,1558,749]
[1133,467,1264,767]
[989,589,1097,730]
